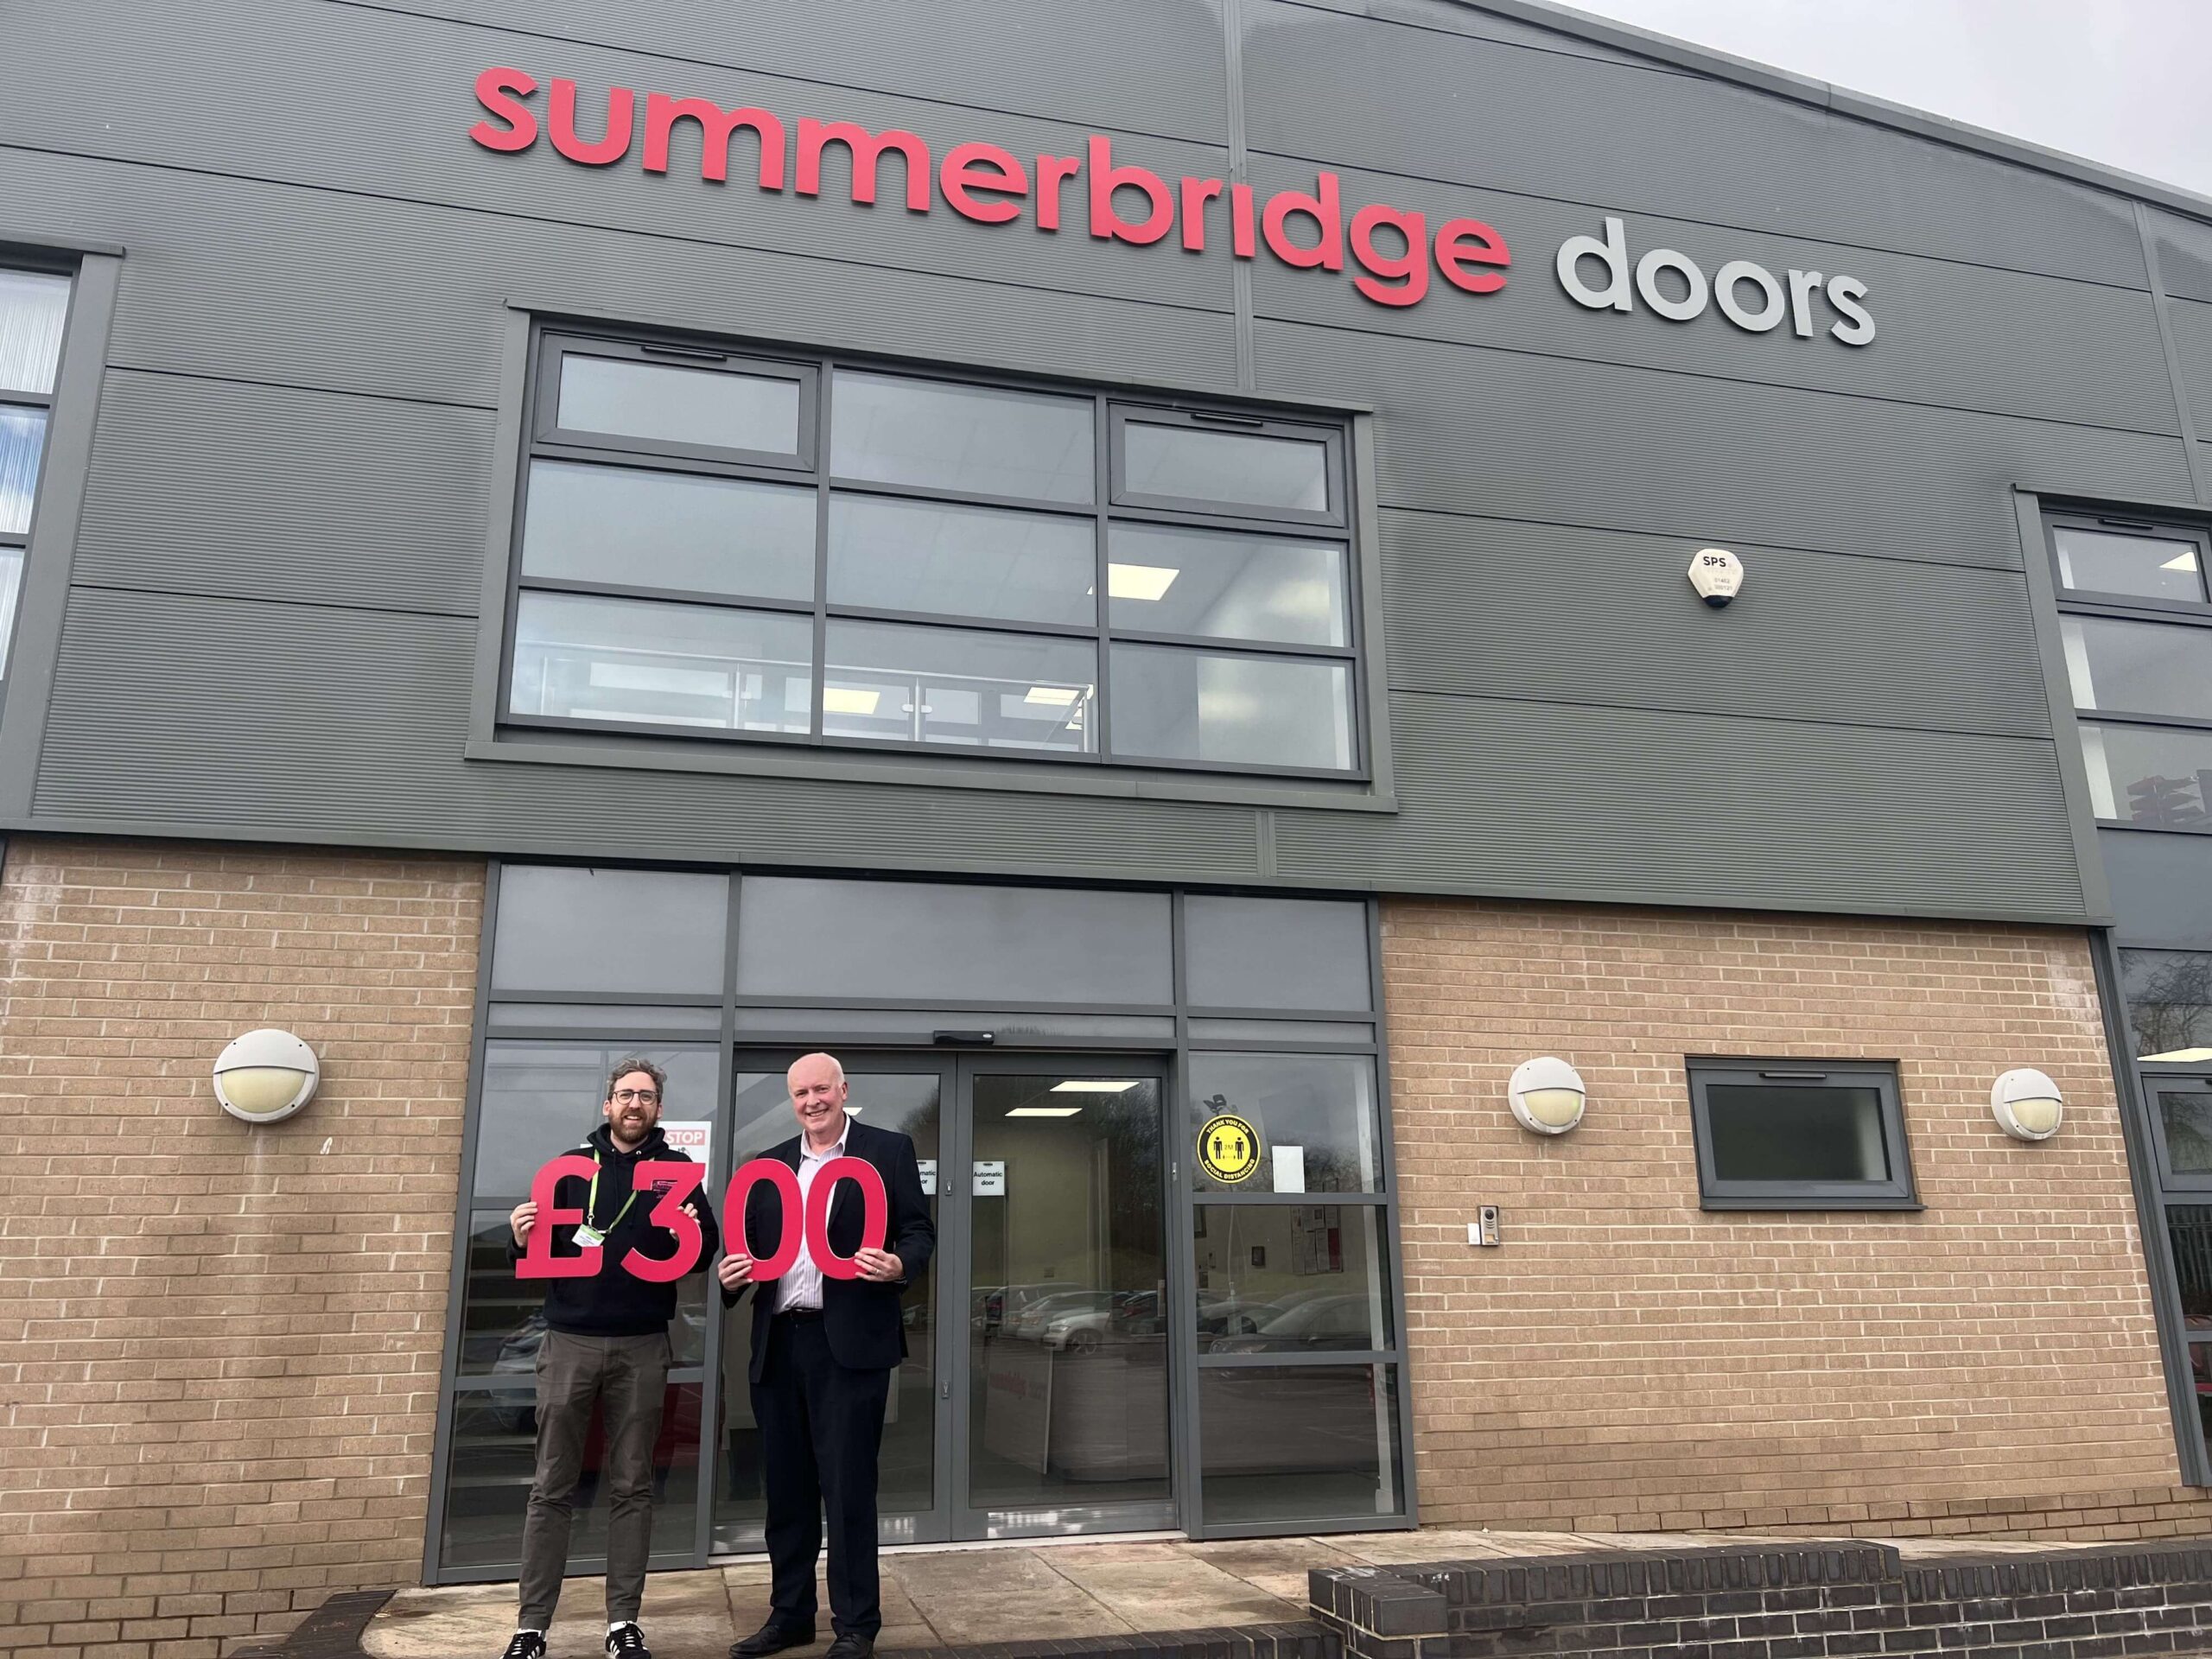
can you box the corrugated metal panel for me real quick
[73,371,495,617]
[2162,296,2212,448]
[2105,830,2212,947]
[1243,153,2179,438]
[1255,317,2198,566]
[0,0,1236,315]
[33,589,1267,878]
[1276,691,2087,918]
[2147,208,2212,307]
[1241,0,2147,289]
[1380,510,2052,739]
[0,149,1242,410]
[369,0,1233,144]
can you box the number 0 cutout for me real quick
[804,1155,890,1281]
[727,1159,805,1281]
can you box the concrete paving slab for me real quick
[1172,1536,1360,1603]
[1037,1541,1300,1633]
[369,1573,734,1659]
[893,1546,1135,1643]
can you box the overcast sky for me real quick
[1564,0,2212,198]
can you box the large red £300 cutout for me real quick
[515,1154,888,1281]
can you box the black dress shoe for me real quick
[729,1622,815,1659]
[823,1637,874,1659]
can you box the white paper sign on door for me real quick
[973,1160,1007,1197]
[917,1159,938,1196]
[660,1121,713,1169]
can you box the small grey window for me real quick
[2052,522,2209,606]
[2123,949,2212,1062]
[1686,1058,1917,1210]
[504,327,1368,780]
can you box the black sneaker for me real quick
[503,1636,546,1659]
[607,1624,653,1659]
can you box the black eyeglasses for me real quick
[611,1088,661,1105]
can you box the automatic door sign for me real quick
[1198,1110,1262,1185]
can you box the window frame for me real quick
[1108,404,1350,530]
[493,321,1376,787]
[1685,1057,1921,1211]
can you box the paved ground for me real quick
[363,1529,2076,1659]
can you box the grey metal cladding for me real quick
[1267,0,1678,71]
[2145,208,2212,306]
[1255,318,2199,566]
[0,149,1241,410]
[369,0,1233,144]
[1381,511,2053,740]
[34,588,1266,878]
[2104,830,2212,946]
[1243,153,2180,438]
[0,0,1235,315]
[2161,297,2212,446]
[1274,691,2087,918]
[72,372,493,618]
[1239,0,2147,289]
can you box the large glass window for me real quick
[2123,949,2212,1063]
[0,265,71,677]
[504,330,1364,778]
[1686,1059,1916,1209]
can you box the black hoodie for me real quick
[510,1122,722,1338]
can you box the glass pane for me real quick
[829,493,1096,626]
[2080,722,2212,827]
[438,1380,701,1573]
[1199,1364,1402,1527]
[2190,1341,2212,1471]
[2169,1205,2212,1334]
[2161,1095,2212,1176]
[968,1075,1168,1512]
[457,1042,721,1377]
[824,620,1096,753]
[1124,421,1330,515]
[831,371,1094,504]
[734,875,1173,1004]
[0,404,47,537]
[1189,1053,1382,1194]
[2054,525,2208,604]
[0,547,21,677]
[1705,1083,1891,1184]
[1107,524,1348,647]
[2063,616,2212,721]
[510,591,812,733]
[732,1007,1176,1041]
[716,1071,943,1547]
[1185,895,1372,1011]
[491,866,728,995]
[487,1002,722,1033]
[0,270,70,395]
[1188,1018,1375,1043]
[2122,950,2212,1062]
[521,461,816,602]
[1110,645,1352,771]
[1193,1205,1389,1353]
[558,354,801,455]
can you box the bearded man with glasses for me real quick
[502,1058,721,1659]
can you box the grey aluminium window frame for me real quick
[1685,1057,1921,1211]
[479,315,1388,801]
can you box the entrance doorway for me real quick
[712,1054,1171,1551]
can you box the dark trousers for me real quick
[519,1328,671,1631]
[753,1312,893,1639]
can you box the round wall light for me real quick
[213,1028,321,1125]
[1509,1056,1587,1135]
[1991,1067,2063,1141]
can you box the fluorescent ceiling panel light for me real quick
[1107,562,1179,601]
[1025,685,1081,706]
[823,687,881,715]
[1007,1105,1083,1117]
[2143,1046,2212,1063]
[1051,1079,1141,1093]
[2161,551,2201,571]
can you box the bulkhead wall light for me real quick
[1509,1056,1587,1135]
[213,1028,321,1125]
[1991,1067,2063,1141]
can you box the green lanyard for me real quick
[587,1148,642,1234]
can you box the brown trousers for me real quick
[518,1328,671,1630]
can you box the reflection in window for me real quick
[2162,1096,2212,1176]
[1189,1053,1381,1193]
[2079,722,2212,826]
[490,866,728,995]
[0,404,46,537]
[1110,645,1352,771]
[2063,616,2212,723]
[2123,950,2212,1062]
[2054,524,2209,604]
[1193,1205,1388,1352]
[521,461,817,601]
[829,493,1096,626]
[559,354,802,456]
[1124,422,1329,515]
[510,591,813,733]
[1184,894,1372,1011]
[2171,1206,2212,1330]
[1688,1062,1914,1207]
[0,270,71,395]
[831,371,1094,504]
[1198,1365,1401,1526]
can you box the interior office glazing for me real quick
[424,863,1412,1583]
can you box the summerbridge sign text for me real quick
[469,67,1877,345]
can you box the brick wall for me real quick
[0,838,485,1658]
[1382,898,2212,1540]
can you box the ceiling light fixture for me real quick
[1051,1079,1141,1093]
[1007,1106,1083,1117]
[823,687,881,715]
[1025,685,1081,706]
[1106,563,1179,601]
[2161,551,2201,571]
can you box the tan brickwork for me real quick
[0,838,484,1659]
[1383,897,2212,1543]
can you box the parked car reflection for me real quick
[1205,1293,1377,1354]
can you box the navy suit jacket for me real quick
[724,1115,935,1383]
